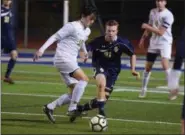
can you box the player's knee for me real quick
[161,58,169,70]
[145,62,153,72]
[11,50,18,60]
[82,75,89,82]
[97,83,106,92]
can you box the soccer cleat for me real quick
[66,109,82,117]
[69,111,88,123]
[3,77,15,84]
[138,90,146,98]
[169,89,179,100]
[43,105,55,123]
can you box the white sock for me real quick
[68,80,88,111]
[165,68,171,82]
[142,70,151,92]
[168,69,182,90]
[47,93,71,110]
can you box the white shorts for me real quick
[54,61,79,86]
[54,61,80,74]
[60,72,78,86]
[148,45,172,59]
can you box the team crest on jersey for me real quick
[77,40,84,47]
[114,46,119,53]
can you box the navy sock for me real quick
[97,100,105,116]
[78,98,98,112]
[5,58,16,78]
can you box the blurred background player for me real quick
[138,0,174,98]
[70,20,140,122]
[168,28,184,100]
[33,6,97,123]
[167,28,184,134]
[1,0,18,84]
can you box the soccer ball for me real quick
[89,114,108,132]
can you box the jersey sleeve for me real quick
[55,23,74,40]
[162,12,174,29]
[1,7,10,18]
[121,39,135,56]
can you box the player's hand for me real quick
[131,70,140,80]
[33,51,43,62]
[141,23,149,29]
[83,53,88,63]
[138,38,145,49]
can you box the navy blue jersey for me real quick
[87,36,134,72]
[1,6,13,36]
[1,6,16,53]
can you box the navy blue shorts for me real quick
[93,66,119,90]
[173,40,185,70]
[1,35,16,54]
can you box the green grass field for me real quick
[1,63,184,134]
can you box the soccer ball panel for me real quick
[90,116,99,124]
[99,118,107,127]
[93,124,102,132]
[89,115,108,132]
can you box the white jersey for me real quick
[54,21,91,62]
[39,21,91,63]
[149,8,174,48]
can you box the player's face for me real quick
[83,14,96,27]
[105,25,118,42]
[156,0,166,10]
[3,0,12,6]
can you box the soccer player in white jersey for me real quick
[138,0,174,98]
[33,6,97,123]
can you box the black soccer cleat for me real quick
[3,77,15,84]
[43,105,55,124]
[66,109,82,117]
[69,111,88,123]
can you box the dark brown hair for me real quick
[105,20,119,27]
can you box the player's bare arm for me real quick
[79,43,89,63]
[130,54,140,80]
[141,23,167,36]
[33,34,58,61]
[138,30,151,49]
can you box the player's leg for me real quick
[43,72,78,123]
[168,52,184,100]
[73,71,115,115]
[95,73,107,116]
[160,45,172,81]
[67,68,89,115]
[3,32,17,84]
[4,49,18,84]
[139,50,158,98]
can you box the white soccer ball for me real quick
[89,114,108,132]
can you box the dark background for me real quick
[11,0,185,51]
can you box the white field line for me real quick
[9,70,184,82]
[1,111,180,126]
[10,80,184,94]
[2,92,182,105]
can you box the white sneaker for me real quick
[138,90,146,98]
[169,89,179,100]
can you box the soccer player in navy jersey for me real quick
[167,28,184,134]
[1,0,18,84]
[70,20,140,122]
